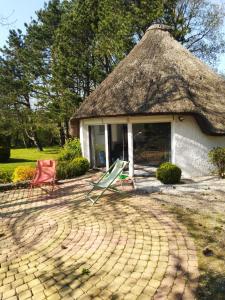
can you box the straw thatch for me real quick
[73,24,225,135]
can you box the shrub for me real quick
[0,146,10,162]
[12,166,36,183]
[72,157,90,176]
[56,161,68,180]
[156,162,182,184]
[0,170,13,184]
[208,147,225,178]
[57,157,89,180]
[58,138,81,161]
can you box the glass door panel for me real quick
[89,125,106,168]
[133,123,171,166]
[108,124,128,164]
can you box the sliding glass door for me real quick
[108,124,128,164]
[133,123,171,166]
[89,125,106,168]
[88,122,171,170]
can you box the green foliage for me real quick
[12,166,36,183]
[56,139,90,179]
[0,170,13,184]
[57,157,90,180]
[58,138,82,161]
[0,146,10,162]
[156,162,182,184]
[0,29,45,151]
[72,157,90,175]
[56,161,68,179]
[208,147,225,178]
[81,268,90,275]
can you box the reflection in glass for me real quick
[108,124,128,164]
[89,125,105,168]
[133,123,171,166]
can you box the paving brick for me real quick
[46,293,61,300]
[7,297,17,300]
[16,283,29,294]
[27,279,41,289]
[3,276,14,285]
[2,288,16,299]
[0,284,11,294]
[31,291,46,300]
[18,290,32,300]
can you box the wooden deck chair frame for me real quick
[86,159,129,205]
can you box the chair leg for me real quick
[85,186,96,203]
[93,188,109,204]
[120,180,124,191]
[108,186,125,194]
[86,186,109,205]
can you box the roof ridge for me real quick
[146,24,172,32]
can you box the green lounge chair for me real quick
[86,159,129,204]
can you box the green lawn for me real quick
[0,146,60,173]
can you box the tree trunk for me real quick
[25,129,43,151]
[58,123,65,147]
[64,119,70,140]
[33,131,43,151]
[22,133,28,148]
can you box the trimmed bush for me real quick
[0,170,13,184]
[56,161,68,180]
[58,138,81,161]
[208,147,225,178]
[0,146,10,162]
[156,162,181,184]
[72,157,90,176]
[12,166,36,183]
[57,157,90,180]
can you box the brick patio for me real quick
[0,175,199,299]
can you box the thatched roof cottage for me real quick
[70,24,225,177]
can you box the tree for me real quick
[24,0,68,146]
[0,30,44,151]
[122,0,225,65]
[52,0,133,107]
[160,0,225,64]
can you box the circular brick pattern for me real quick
[0,179,199,299]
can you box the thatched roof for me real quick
[73,24,225,135]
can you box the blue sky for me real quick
[0,0,225,72]
[0,0,45,46]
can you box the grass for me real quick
[166,204,225,299]
[0,146,60,173]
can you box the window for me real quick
[133,123,171,166]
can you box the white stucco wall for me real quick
[173,116,225,177]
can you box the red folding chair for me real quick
[29,160,57,196]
